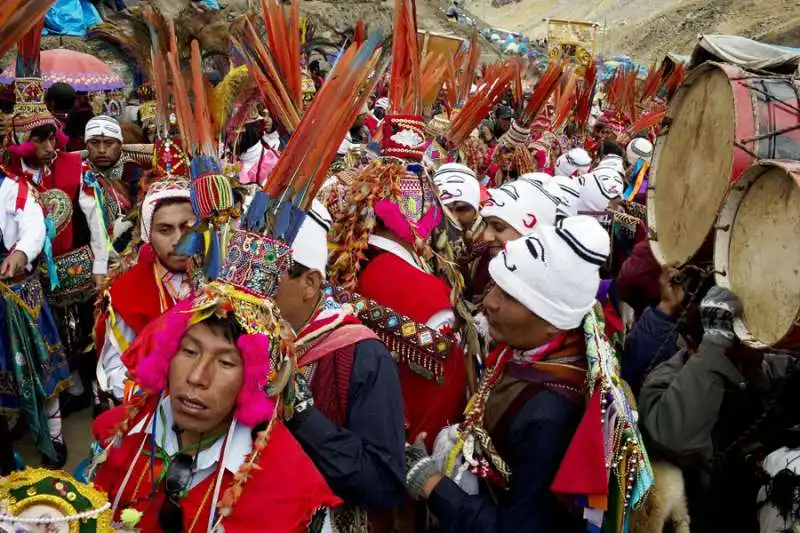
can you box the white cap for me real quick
[488,215,610,330]
[374,97,390,110]
[433,163,481,211]
[554,148,592,178]
[573,162,624,214]
[551,175,582,216]
[85,115,123,143]
[291,199,332,278]
[480,178,560,236]
[140,180,191,243]
[626,137,654,165]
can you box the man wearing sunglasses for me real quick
[91,306,340,532]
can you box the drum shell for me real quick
[647,61,800,266]
[714,159,800,349]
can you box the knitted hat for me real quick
[498,119,531,148]
[626,137,654,165]
[140,177,192,243]
[290,199,332,278]
[552,174,582,215]
[488,215,610,330]
[433,163,481,211]
[573,158,624,214]
[374,97,390,110]
[85,115,123,143]
[480,178,560,236]
[555,148,592,178]
[381,114,427,162]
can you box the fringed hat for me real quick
[499,118,531,148]
[8,22,61,143]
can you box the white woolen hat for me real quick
[433,163,481,211]
[480,178,560,235]
[291,199,332,278]
[488,215,610,330]
[551,175,582,216]
[140,180,191,243]
[626,137,654,165]
[555,148,592,177]
[573,157,625,213]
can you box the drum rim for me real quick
[714,159,800,349]
[647,61,744,265]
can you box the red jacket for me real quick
[357,251,467,446]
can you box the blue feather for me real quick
[204,230,221,280]
[244,191,269,232]
[175,230,204,257]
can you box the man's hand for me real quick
[700,286,742,348]
[657,262,686,316]
[94,274,106,292]
[405,433,442,500]
[0,251,28,279]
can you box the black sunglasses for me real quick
[158,452,194,533]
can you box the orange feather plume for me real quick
[389,0,421,115]
[166,20,198,152]
[551,70,577,132]
[575,60,596,130]
[263,32,388,209]
[0,0,56,58]
[663,63,686,99]
[639,62,662,102]
[447,59,514,147]
[520,59,563,127]
[626,109,666,138]
[354,19,366,47]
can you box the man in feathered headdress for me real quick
[4,20,114,425]
[95,141,193,404]
[0,159,71,468]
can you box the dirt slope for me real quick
[465,0,800,60]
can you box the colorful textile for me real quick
[381,115,427,162]
[0,271,70,459]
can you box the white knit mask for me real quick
[433,163,481,211]
[480,178,560,235]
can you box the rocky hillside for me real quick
[466,0,800,60]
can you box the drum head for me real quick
[649,64,735,264]
[727,164,800,346]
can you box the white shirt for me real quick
[367,234,455,331]
[22,156,110,275]
[128,395,253,491]
[98,265,189,400]
[0,175,45,268]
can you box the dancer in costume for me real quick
[0,164,71,467]
[327,0,471,450]
[5,24,113,416]
[405,216,652,532]
[96,153,192,403]
[273,200,406,529]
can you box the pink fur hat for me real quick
[135,299,275,428]
[374,169,442,243]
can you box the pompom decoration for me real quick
[235,333,276,426]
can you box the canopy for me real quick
[0,49,125,91]
[691,34,800,73]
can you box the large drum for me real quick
[714,160,800,349]
[647,61,800,265]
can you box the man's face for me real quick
[87,135,122,170]
[168,322,243,435]
[273,268,323,332]
[448,201,477,230]
[496,117,511,135]
[482,216,521,257]
[30,132,57,166]
[150,201,196,272]
[483,284,554,348]
[374,107,386,121]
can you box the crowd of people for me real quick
[0,2,799,533]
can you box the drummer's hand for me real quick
[657,262,685,316]
[700,286,742,348]
[0,251,27,279]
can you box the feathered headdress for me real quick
[0,0,56,58]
